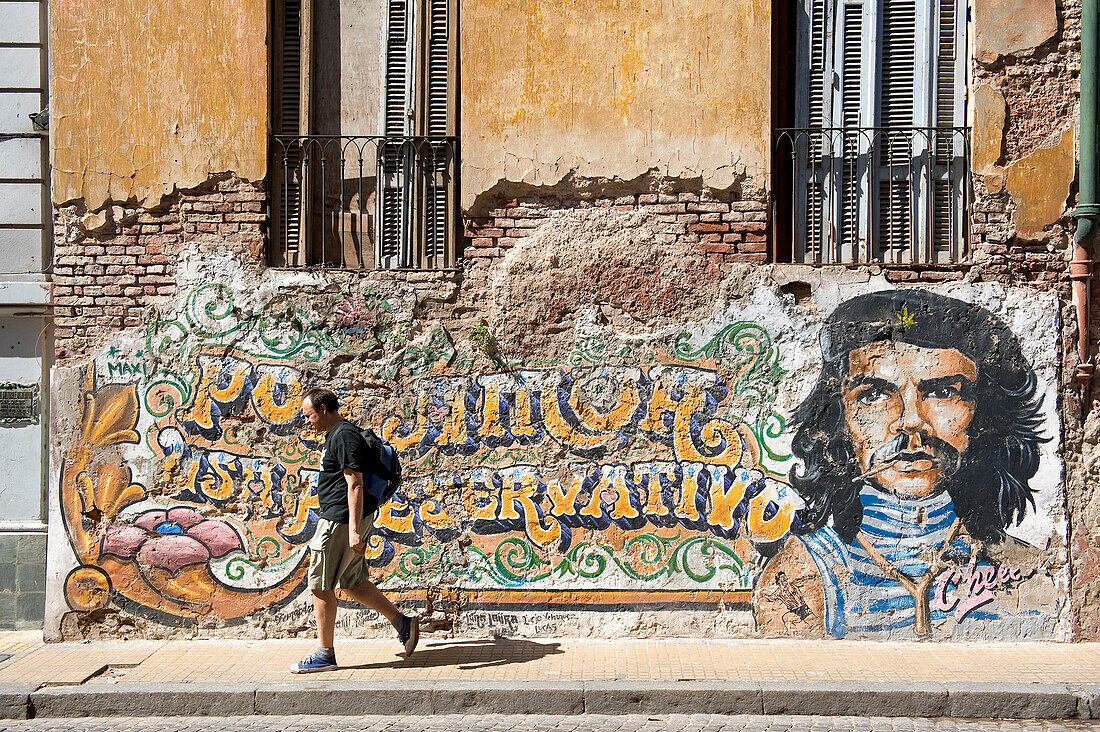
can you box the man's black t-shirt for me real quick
[316,420,368,523]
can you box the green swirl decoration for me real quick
[671,535,745,583]
[223,548,305,582]
[377,534,749,589]
[560,541,610,578]
[569,335,609,366]
[146,283,356,372]
[255,537,281,559]
[394,543,444,579]
[185,283,239,338]
[385,327,456,380]
[142,374,189,418]
[673,321,790,470]
[494,537,551,582]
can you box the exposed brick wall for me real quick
[51,178,266,360]
[976,0,1081,164]
[966,0,1079,276]
[464,190,770,266]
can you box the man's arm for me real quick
[344,468,366,553]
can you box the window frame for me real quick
[783,0,970,265]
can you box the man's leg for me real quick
[345,579,418,655]
[343,579,398,622]
[312,588,339,649]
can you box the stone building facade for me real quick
[40,0,1099,642]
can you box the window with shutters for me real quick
[774,0,969,264]
[270,0,458,269]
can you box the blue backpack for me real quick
[359,427,402,513]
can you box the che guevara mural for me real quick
[46,267,1068,641]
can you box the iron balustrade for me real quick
[271,135,459,269]
[774,127,971,265]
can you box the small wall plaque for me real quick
[0,383,40,425]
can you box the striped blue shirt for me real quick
[798,487,967,638]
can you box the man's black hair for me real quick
[304,387,340,413]
[790,289,1046,544]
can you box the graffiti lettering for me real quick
[933,556,1024,621]
[382,367,750,463]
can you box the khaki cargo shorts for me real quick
[307,513,376,591]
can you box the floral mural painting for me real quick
[101,508,245,575]
[59,367,310,621]
[58,278,801,624]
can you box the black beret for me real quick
[820,289,1033,391]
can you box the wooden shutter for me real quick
[379,0,454,269]
[840,0,866,259]
[875,0,918,262]
[931,0,966,262]
[795,0,964,264]
[420,0,453,266]
[272,0,312,266]
[379,0,413,268]
[807,0,827,128]
[879,0,917,127]
[793,0,828,262]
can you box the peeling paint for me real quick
[460,0,771,205]
[1004,126,1075,240]
[973,84,1007,178]
[973,0,1059,63]
[49,0,268,209]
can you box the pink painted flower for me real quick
[101,507,244,575]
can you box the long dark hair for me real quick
[790,290,1047,545]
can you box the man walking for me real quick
[290,387,419,673]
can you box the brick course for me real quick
[51,177,266,359]
[464,190,771,267]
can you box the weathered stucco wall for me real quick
[460,0,772,204]
[45,223,1071,640]
[49,0,269,210]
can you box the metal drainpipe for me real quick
[1072,0,1100,398]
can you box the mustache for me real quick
[854,433,962,483]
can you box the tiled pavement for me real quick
[1,632,1099,719]
[0,633,1098,686]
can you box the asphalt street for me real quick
[0,716,1097,732]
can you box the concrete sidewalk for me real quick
[0,631,1098,720]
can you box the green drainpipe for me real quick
[1072,0,1099,389]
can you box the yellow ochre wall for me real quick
[49,0,269,210]
[460,0,773,203]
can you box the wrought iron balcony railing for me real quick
[774,127,971,265]
[271,135,459,269]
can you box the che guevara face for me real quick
[841,341,978,499]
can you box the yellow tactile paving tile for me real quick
[0,637,1098,687]
[0,641,163,686]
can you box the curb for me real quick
[1,681,1096,720]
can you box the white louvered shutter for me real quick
[877,0,918,262]
[794,0,965,264]
[837,0,874,262]
[931,0,966,262]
